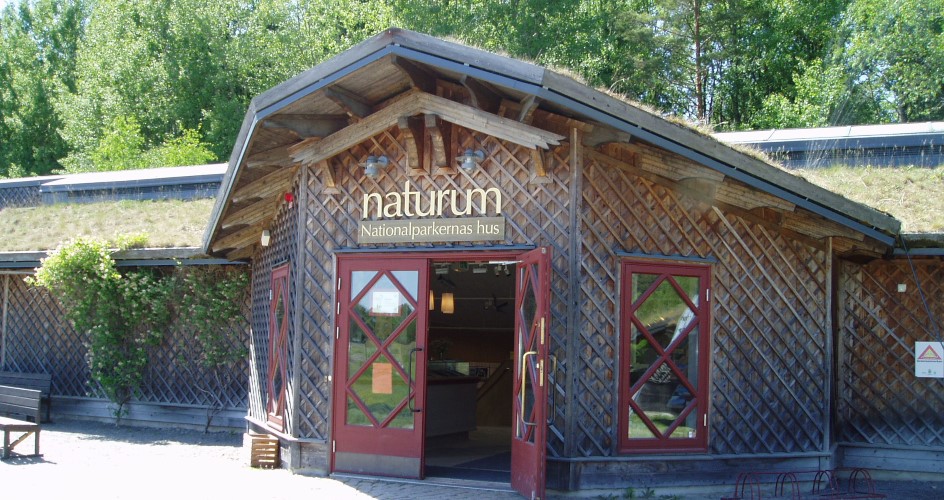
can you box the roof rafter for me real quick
[323,86,372,119]
[392,56,437,94]
[231,165,298,204]
[261,114,349,139]
[212,219,269,253]
[288,91,564,166]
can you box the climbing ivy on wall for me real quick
[29,237,172,422]
[176,266,250,431]
[29,236,249,425]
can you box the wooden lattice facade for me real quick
[207,29,944,494]
[837,259,944,466]
[0,266,251,428]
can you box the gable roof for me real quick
[204,27,901,259]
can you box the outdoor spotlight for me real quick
[260,229,271,247]
[362,155,389,179]
[455,149,484,171]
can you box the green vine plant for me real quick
[29,236,172,424]
[175,266,250,431]
[30,236,249,428]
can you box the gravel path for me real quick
[0,418,517,500]
[1,418,941,499]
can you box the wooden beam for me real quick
[530,149,550,184]
[585,127,633,147]
[517,95,540,124]
[426,114,451,170]
[398,116,426,175]
[212,220,268,253]
[262,114,349,138]
[289,91,564,166]
[392,56,437,94]
[221,196,279,230]
[749,207,785,226]
[318,159,339,194]
[231,165,298,203]
[323,86,372,119]
[225,244,257,261]
[460,75,501,113]
[246,145,296,168]
[677,177,720,200]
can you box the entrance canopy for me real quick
[203,27,900,261]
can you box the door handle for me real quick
[521,350,538,427]
[547,354,558,424]
[408,347,423,413]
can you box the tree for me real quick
[840,0,944,122]
[0,0,86,176]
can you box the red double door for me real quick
[331,249,550,499]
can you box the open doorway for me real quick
[424,259,516,482]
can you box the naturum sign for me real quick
[358,182,505,244]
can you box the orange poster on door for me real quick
[373,362,393,394]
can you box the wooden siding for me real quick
[577,146,832,458]
[837,258,944,449]
[248,190,299,430]
[293,124,576,454]
[1,271,250,421]
[276,117,837,469]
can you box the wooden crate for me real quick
[249,433,280,469]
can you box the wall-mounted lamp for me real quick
[456,149,484,171]
[260,229,271,247]
[362,155,389,178]
[441,292,455,314]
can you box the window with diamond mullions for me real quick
[619,260,711,453]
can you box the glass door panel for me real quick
[333,258,428,479]
[266,264,290,431]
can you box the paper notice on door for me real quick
[371,291,400,316]
[372,362,393,394]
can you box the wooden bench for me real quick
[0,384,42,459]
[0,371,52,422]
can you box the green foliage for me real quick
[86,115,147,171]
[62,115,217,172]
[177,267,250,369]
[144,125,217,168]
[841,0,944,122]
[175,265,249,431]
[28,237,173,421]
[4,0,944,174]
[29,236,249,424]
[0,0,86,176]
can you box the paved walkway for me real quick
[1,418,941,499]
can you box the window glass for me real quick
[621,262,709,452]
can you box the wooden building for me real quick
[203,28,943,497]
[0,166,249,429]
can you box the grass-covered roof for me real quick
[0,198,214,252]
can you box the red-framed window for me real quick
[266,264,290,431]
[618,260,711,453]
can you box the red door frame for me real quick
[618,260,711,453]
[331,249,549,493]
[511,247,550,500]
[332,257,429,478]
[266,264,290,431]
